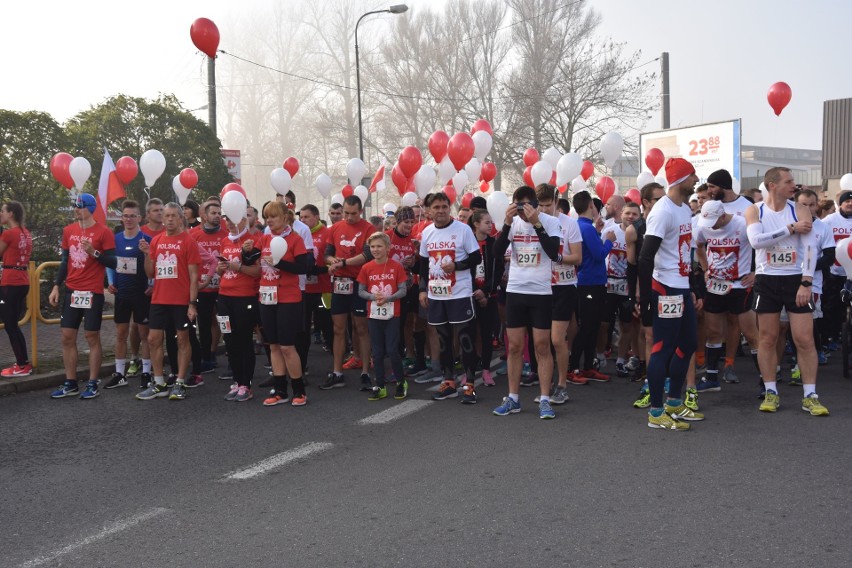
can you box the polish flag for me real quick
[95,148,126,225]
[368,164,386,193]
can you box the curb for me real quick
[0,363,114,397]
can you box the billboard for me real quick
[640,119,741,190]
[221,149,241,184]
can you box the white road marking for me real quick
[223,442,334,480]
[20,507,169,568]
[357,399,434,425]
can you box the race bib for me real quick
[767,247,796,267]
[209,274,220,288]
[116,257,137,275]
[370,301,394,320]
[306,274,318,285]
[516,244,541,267]
[707,279,733,296]
[333,277,354,295]
[429,278,453,297]
[156,259,178,279]
[216,314,232,334]
[554,264,576,284]
[70,290,93,309]
[259,286,278,305]
[607,278,628,296]
[475,262,485,281]
[658,294,684,319]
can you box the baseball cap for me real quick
[72,193,97,214]
[697,200,726,228]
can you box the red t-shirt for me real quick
[218,233,260,297]
[259,230,307,304]
[149,231,202,305]
[411,220,432,240]
[386,228,418,285]
[326,218,374,280]
[356,259,407,318]
[1,227,32,285]
[305,225,332,294]
[141,225,164,238]
[190,225,229,293]
[62,222,116,293]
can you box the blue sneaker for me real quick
[696,379,721,392]
[494,360,508,375]
[539,399,555,419]
[493,396,521,416]
[521,362,531,377]
[818,351,829,366]
[80,380,100,399]
[51,380,79,399]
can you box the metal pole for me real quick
[355,26,364,164]
[208,56,217,137]
[661,52,670,130]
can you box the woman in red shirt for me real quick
[258,202,311,407]
[0,201,33,376]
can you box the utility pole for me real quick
[661,52,670,130]
[208,57,217,138]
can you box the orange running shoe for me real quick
[342,356,363,370]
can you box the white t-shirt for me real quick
[812,217,833,294]
[265,219,314,290]
[722,196,754,217]
[645,195,693,289]
[605,223,629,279]
[694,214,752,290]
[754,200,801,277]
[822,211,852,277]
[506,212,562,295]
[552,212,582,286]
[419,220,480,301]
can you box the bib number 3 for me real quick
[657,295,684,319]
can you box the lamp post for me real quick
[355,4,408,163]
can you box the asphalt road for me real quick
[2,345,851,568]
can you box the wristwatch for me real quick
[93,250,101,259]
[800,280,812,288]
[533,222,543,230]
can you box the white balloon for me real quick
[139,149,166,187]
[354,185,369,205]
[221,190,247,223]
[346,158,366,185]
[836,237,852,275]
[655,175,668,188]
[841,173,852,191]
[530,160,553,187]
[556,153,583,186]
[172,176,191,206]
[759,182,768,203]
[270,236,289,265]
[464,158,482,186]
[571,175,588,191]
[269,168,292,196]
[542,146,562,171]
[383,203,397,215]
[452,170,470,191]
[636,171,655,189]
[438,156,455,186]
[331,193,344,205]
[486,191,510,231]
[315,174,333,198]
[599,131,624,169]
[69,157,91,191]
[414,165,436,198]
[472,130,493,162]
[401,192,418,207]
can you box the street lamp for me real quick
[355,4,408,163]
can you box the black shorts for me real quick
[703,287,752,315]
[752,274,813,314]
[60,290,105,332]
[114,292,151,325]
[330,292,367,317]
[605,292,634,324]
[427,296,475,326]
[505,292,553,330]
[401,283,420,320]
[148,303,192,331]
[551,285,578,322]
[260,302,303,346]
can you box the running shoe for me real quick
[166,374,177,387]
[492,397,521,416]
[136,382,169,400]
[665,402,704,421]
[126,359,141,377]
[594,357,607,371]
[539,399,555,419]
[494,360,508,375]
[104,373,128,389]
[550,385,570,405]
[140,372,152,390]
[264,392,290,406]
[184,375,204,388]
[801,393,829,416]
[368,386,387,401]
[460,384,477,404]
[521,362,531,377]
[394,380,408,400]
[633,392,651,409]
[51,380,79,398]
[402,357,415,368]
[235,386,253,402]
[405,361,428,377]
[291,393,307,406]
[647,411,690,431]
[414,369,443,384]
[696,378,721,392]
[481,370,496,386]
[80,380,100,400]
[722,367,739,384]
[200,359,217,374]
[2,362,33,377]
[789,364,802,386]
[319,373,345,390]
[360,373,373,391]
[578,369,610,382]
[625,357,640,372]
[616,362,629,378]
[684,387,699,411]
[342,356,363,370]
[432,380,458,400]
[520,373,539,387]
[566,371,588,385]
[817,351,829,366]
[224,384,240,401]
[168,382,188,401]
[759,390,780,412]
[219,366,234,381]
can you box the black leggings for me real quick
[0,285,29,365]
[435,319,478,379]
[166,317,202,376]
[197,292,218,358]
[570,285,607,371]
[474,297,497,369]
[218,295,257,387]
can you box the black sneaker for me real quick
[394,380,408,400]
[359,373,373,391]
[219,366,234,381]
[140,372,152,390]
[460,384,477,404]
[168,382,188,400]
[184,375,204,388]
[520,373,539,387]
[319,373,345,390]
[104,372,128,389]
[166,374,177,387]
[616,362,628,378]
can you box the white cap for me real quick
[697,200,726,228]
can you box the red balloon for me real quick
[341,184,354,198]
[391,163,408,193]
[480,162,497,182]
[461,192,475,209]
[523,148,539,168]
[179,168,198,189]
[480,181,490,193]
[549,170,557,185]
[625,187,641,205]
[405,178,415,195]
[523,166,534,187]
[428,130,449,164]
[447,132,475,171]
[283,157,299,178]
[767,81,792,116]
[398,146,422,179]
[581,160,595,181]
[595,176,616,203]
[190,18,220,58]
[558,184,568,194]
[470,119,493,136]
[114,156,138,186]
[443,184,457,204]
[645,148,665,176]
[221,183,246,197]
[50,152,74,189]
